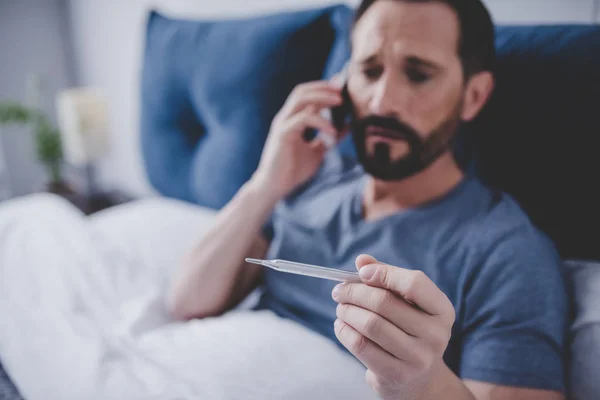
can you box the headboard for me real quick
[140,5,600,261]
[140,6,345,208]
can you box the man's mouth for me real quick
[366,126,406,141]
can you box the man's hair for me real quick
[353,0,496,77]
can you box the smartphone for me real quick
[331,81,352,133]
[303,63,353,145]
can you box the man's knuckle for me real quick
[364,314,382,335]
[351,333,369,355]
[336,320,348,336]
[436,309,455,330]
[336,320,353,343]
[378,266,390,286]
[345,284,355,302]
[431,327,450,353]
[291,84,304,94]
[337,303,349,317]
[375,290,393,313]
[405,271,423,298]
[287,89,301,104]
[410,342,436,371]
[271,112,282,125]
[446,306,457,326]
[422,351,437,370]
[410,347,429,370]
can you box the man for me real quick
[168,0,568,399]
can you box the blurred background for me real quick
[0,0,599,202]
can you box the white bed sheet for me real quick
[0,194,376,400]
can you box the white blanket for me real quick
[0,194,377,400]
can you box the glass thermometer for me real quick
[246,258,362,283]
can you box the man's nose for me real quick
[368,73,406,118]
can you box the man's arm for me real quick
[167,179,276,320]
[421,363,564,399]
[464,379,564,400]
[167,80,342,320]
[331,255,566,400]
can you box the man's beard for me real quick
[350,108,462,182]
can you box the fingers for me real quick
[329,72,346,88]
[332,282,428,338]
[356,254,378,270]
[280,81,342,117]
[292,80,342,94]
[334,319,400,380]
[285,91,342,116]
[284,107,337,138]
[358,259,455,325]
[336,303,416,361]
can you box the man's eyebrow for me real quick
[356,54,379,65]
[405,56,441,70]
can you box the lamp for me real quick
[56,87,110,196]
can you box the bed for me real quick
[1,4,600,399]
[139,6,600,399]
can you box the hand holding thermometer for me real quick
[246,258,362,283]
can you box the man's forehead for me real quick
[352,1,460,65]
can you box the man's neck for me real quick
[362,152,465,222]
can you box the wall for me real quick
[485,0,598,24]
[66,0,360,197]
[66,0,600,198]
[0,0,75,197]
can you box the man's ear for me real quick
[461,71,495,122]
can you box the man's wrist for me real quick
[246,174,284,207]
[244,175,282,210]
[419,363,475,400]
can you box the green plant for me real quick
[0,101,64,183]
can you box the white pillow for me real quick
[564,260,600,400]
[88,197,377,399]
[89,197,218,282]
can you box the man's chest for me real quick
[266,205,473,305]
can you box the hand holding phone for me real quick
[303,63,353,147]
[253,79,343,202]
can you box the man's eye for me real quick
[363,67,382,80]
[406,69,431,84]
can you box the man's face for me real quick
[348,0,466,181]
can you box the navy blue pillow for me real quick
[466,25,600,260]
[322,5,356,157]
[141,7,342,208]
[322,21,600,259]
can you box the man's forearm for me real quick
[167,178,279,319]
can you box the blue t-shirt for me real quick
[256,153,568,393]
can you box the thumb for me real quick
[355,254,378,271]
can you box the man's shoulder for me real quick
[269,152,363,226]
[463,181,563,277]
[469,184,550,246]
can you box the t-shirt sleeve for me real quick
[459,226,569,393]
[261,151,350,243]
